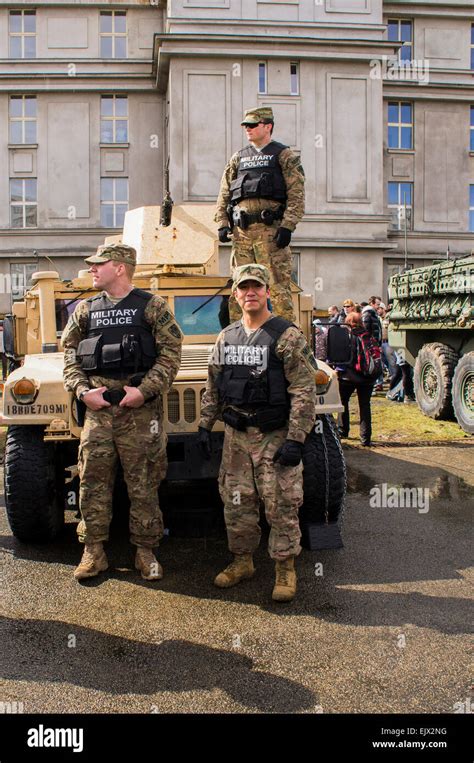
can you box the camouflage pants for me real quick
[77,402,167,547]
[229,222,295,323]
[218,424,303,560]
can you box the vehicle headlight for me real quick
[315,369,331,395]
[11,378,38,404]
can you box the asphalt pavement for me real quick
[1,443,472,714]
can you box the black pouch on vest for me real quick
[101,342,122,369]
[76,335,102,371]
[121,334,140,370]
[229,174,246,203]
[246,370,269,405]
[222,408,247,431]
[259,172,274,197]
[255,407,288,433]
[139,333,156,370]
[242,176,261,198]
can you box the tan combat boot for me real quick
[74,542,108,581]
[214,553,255,588]
[135,546,163,581]
[272,557,297,602]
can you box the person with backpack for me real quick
[333,311,382,447]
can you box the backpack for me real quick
[326,324,353,365]
[353,331,383,378]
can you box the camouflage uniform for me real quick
[215,108,305,323]
[199,265,317,560]
[62,246,182,548]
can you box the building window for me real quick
[388,182,413,231]
[470,186,474,232]
[387,18,413,63]
[291,253,299,285]
[388,102,413,149]
[10,263,38,301]
[100,178,128,227]
[10,178,37,228]
[258,63,267,94]
[100,96,128,143]
[9,96,37,144]
[100,11,127,58]
[9,10,36,58]
[471,25,474,70]
[290,63,299,95]
[471,106,474,151]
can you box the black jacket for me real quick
[362,307,382,344]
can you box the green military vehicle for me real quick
[388,255,473,434]
[1,205,346,549]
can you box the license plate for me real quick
[5,403,67,416]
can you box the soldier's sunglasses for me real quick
[242,122,263,128]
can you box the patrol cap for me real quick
[232,264,270,289]
[85,243,137,266]
[241,106,274,126]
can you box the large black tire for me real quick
[452,353,474,435]
[4,425,65,542]
[414,343,458,420]
[300,414,346,524]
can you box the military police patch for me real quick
[301,344,318,370]
[157,310,172,327]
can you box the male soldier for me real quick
[61,244,182,582]
[197,264,317,602]
[215,107,305,323]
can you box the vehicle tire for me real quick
[300,414,346,524]
[414,343,458,420]
[451,353,474,435]
[4,425,65,542]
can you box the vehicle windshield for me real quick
[174,295,229,336]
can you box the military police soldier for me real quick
[215,107,305,324]
[198,264,317,602]
[61,244,182,582]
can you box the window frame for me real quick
[10,178,38,229]
[100,177,129,228]
[258,62,267,95]
[388,181,413,231]
[387,18,413,63]
[99,10,127,59]
[290,62,299,96]
[9,95,37,145]
[387,101,413,150]
[9,9,36,59]
[470,106,474,152]
[469,185,474,232]
[100,95,128,144]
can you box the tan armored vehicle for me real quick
[1,206,345,549]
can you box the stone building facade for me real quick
[0,0,472,314]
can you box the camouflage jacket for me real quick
[61,290,182,402]
[199,322,317,443]
[215,145,305,232]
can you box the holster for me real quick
[222,406,288,433]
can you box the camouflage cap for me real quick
[85,244,137,266]
[232,264,270,289]
[241,106,274,126]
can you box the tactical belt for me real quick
[222,406,288,433]
[231,207,284,231]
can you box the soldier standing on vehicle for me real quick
[215,107,305,323]
[61,244,182,582]
[197,264,317,602]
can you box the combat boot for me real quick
[214,554,255,588]
[272,557,297,602]
[135,546,163,581]
[74,542,108,581]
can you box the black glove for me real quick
[273,226,292,249]
[218,227,232,243]
[272,439,304,466]
[197,426,212,460]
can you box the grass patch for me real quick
[345,393,470,445]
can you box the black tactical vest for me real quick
[76,288,156,377]
[216,316,293,410]
[229,141,288,205]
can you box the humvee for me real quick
[1,205,346,549]
[388,255,473,434]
